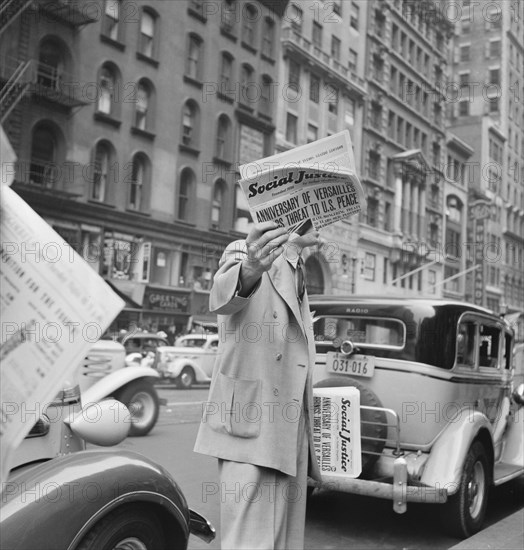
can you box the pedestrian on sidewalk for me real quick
[194,220,322,550]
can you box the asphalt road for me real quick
[114,386,524,550]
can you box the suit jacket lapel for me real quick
[267,256,304,331]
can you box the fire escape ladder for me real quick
[0,0,33,36]
[0,59,32,123]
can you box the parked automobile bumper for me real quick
[189,509,216,543]
[309,455,447,513]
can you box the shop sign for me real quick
[144,288,189,313]
[473,218,485,306]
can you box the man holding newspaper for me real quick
[194,131,365,549]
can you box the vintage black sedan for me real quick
[308,296,524,539]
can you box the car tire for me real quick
[114,380,159,437]
[314,376,387,474]
[176,366,195,389]
[440,440,490,538]
[77,505,168,550]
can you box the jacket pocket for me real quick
[206,373,261,438]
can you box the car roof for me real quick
[121,332,168,341]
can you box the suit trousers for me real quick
[217,410,309,550]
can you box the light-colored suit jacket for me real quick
[194,240,321,480]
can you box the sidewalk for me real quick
[449,509,524,550]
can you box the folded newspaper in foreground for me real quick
[239,131,366,234]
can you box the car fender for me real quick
[165,358,207,380]
[81,367,160,406]
[1,450,189,550]
[420,410,493,495]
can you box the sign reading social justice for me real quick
[238,131,366,234]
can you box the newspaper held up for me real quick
[0,185,124,487]
[239,130,366,234]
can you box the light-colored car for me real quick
[154,334,219,389]
[308,296,524,539]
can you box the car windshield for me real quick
[314,316,405,349]
[177,338,206,348]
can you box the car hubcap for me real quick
[129,392,155,427]
[181,371,192,386]
[468,461,485,518]
[113,537,148,550]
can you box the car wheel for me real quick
[176,366,195,389]
[314,376,387,474]
[114,380,159,437]
[77,505,167,550]
[440,441,490,538]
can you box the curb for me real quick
[448,509,524,550]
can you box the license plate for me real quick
[325,353,375,377]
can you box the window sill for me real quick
[125,208,151,217]
[220,26,237,41]
[178,143,200,156]
[257,111,272,122]
[241,41,257,55]
[183,75,203,89]
[217,91,235,104]
[213,156,232,167]
[187,7,206,23]
[94,112,122,128]
[136,51,159,67]
[237,102,254,114]
[174,219,197,227]
[131,126,156,140]
[87,199,116,208]
[260,53,275,64]
[100,34,125,51]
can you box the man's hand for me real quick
[238,222,289,296]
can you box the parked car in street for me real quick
[1,383,215,550]
[154,334,219,389]
[308,296,524,539]
[118,331,170,357]
[80,339,160,436]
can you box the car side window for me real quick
[210,339,219,349]
[457,321,476,367]
[478,324,501,369]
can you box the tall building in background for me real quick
[448,0,523,319]
[276,0,368,294]
[357,0,455,297]
[0,0,289,333]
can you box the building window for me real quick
[489,96,499,113]
[312,21,322,48]
[129,154,148,211]
[139,10,156,58]
[348,48,357,71]
[459,99,469,116]
[289,60,300,92]
[240,64,255,104]
[92,141,112,201]
[261,17,274,58]
[181,100,199,148]
[489,67,500,85]
[29,124,57,187]
[326,83,338,114]
[372,54,384,82]
[489,39,501,58]
[396,117,404,144]
[288,3,303,33]
[242,3,258,45]
[219,52,233,92]
[134,80,151,130]
[221,0,237,33]
[346,99,355,126]
[370,101,382,128]
[215,114,231,160]
[363,253,376,280]
[309,73,320,103]
[307,124,318,143]
[368,152,380,181]
[178,168,194,221]
[102,0,121,41]
[331,35,341,61]
[186,34,203,80]
[286,112,298,143]
[350,3,359,30]
[460,44,470,62]
[387,110,395,138]
[260,75,273,117]
[211,179,225,228]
